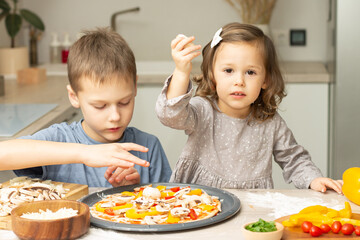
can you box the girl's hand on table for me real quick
[105,166,140,187]
[310,177,343,194]
[81,143,150,168]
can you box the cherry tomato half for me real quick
[331,221,342,234]
[341,223,355,235]
[320,224,331,233]
[310,225,323,237]
[301,221,313,233]
[354,226,360,236]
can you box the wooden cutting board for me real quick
[275,213,360,239]
[0,180,88,230]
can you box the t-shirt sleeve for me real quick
[273,115,323,189]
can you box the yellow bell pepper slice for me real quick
[121,191,136,197]
[299,205,328,214]
[339,201,352,218]
[161,191,174,198]
[125,208,160,219]
[95,203,133,213]
[166,213,180,223]
[197,204,215,212]
[188,189,202,196]
[156,185,166,191]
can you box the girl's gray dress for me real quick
[155,78,323,189]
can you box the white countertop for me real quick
[27,61,331,84]
[0,189,355,239]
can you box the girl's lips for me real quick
[230,92,246,98]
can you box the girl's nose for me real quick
[234,74,245,86]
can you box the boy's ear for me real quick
[67,85,80,108]
[134,75,138,97]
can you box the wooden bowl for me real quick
[11,200,90,240]
[241,221,284,240]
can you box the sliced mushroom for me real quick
[174,187,191,198]
[42,190,50,200]
[19,188,40,197]
[170,207,190,218]
[155,202,171,213]
[49,192,61,200]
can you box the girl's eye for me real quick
[224,68,233,74]
[246,70,256,75]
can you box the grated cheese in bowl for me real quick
[21,207,78,220]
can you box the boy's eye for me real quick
[119,101,130,106]
[224,68,233,74]
[94,105,105,109]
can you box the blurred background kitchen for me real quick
[0,0,358,188]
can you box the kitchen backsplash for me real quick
[0,0,330,63]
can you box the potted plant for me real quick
[0,0,45,74]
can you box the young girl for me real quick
[155,23,342,193]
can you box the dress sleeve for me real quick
[155,76,199,135]
[273,115,323,189]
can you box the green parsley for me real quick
[245,218,277,232]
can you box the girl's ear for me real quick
[67,85,80,108]
[261,78,268,89]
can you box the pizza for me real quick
[90,185,221,225]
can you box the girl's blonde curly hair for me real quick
[193,22,286,122]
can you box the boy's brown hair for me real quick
[194,22,286,122]
[67,27,136,92]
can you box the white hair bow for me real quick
[211,28,223,48]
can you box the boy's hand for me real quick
[104,166,140,187]
[171,34,201,77]
[310,177,343,194]
[81,143,150,168]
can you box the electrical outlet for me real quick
[272,29,288,47]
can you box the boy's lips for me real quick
[108,127,121,132]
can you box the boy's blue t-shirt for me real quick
[14,120,172,187]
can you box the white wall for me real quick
[0,0,330,63]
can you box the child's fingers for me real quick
[124,170,140,182]
[118,143,148,153]
[112,168,127,183]
[104,166,117,179]
[114,151,149,167]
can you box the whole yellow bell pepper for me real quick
[343,167,360,206]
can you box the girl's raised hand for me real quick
[171,34,201,75]
[80,143,150,169]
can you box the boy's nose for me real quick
[109,106,121,121]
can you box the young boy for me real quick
[0,28,172,187]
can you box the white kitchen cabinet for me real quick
[130,85,187,169]
[272,83,329,189]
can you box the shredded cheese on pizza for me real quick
[90,185,221,225]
